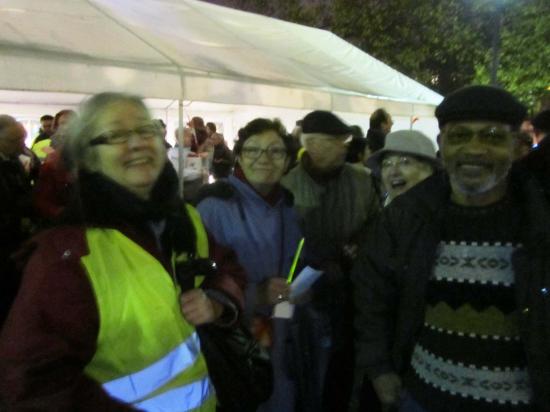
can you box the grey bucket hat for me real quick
[367,130,440,175]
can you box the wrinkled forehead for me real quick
[243,130,284,147]
[442,120,512,132]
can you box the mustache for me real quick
[455,156,492,166]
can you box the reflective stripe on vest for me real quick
[103,332,202,403]
[135,377,213,412]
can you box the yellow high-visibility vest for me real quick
[82,204,215,411]
[31,138,52,160]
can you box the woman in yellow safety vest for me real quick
[0,92,245,411]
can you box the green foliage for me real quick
[330,0,487,95]
[473,0,550,111]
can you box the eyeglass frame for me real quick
[442,125,512,146]
[240,145,288,160]
[89,123,161,146]
[381,155,421,170]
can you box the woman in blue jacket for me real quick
[197,118,302,412]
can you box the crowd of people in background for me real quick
[0,85,549,412]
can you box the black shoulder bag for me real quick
[175,257,273,412]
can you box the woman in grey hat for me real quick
[367,130,440,205]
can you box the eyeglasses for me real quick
[90,124,160,146]
[444,126,511,145]
[241,146,287,160]
[381,156,416,169]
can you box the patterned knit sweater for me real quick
[404,197,534,412]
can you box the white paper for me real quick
[272,301,295,319]
[289,266,323,300]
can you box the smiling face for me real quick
[381,153,434,202]
[238,130,289,194]
[89,101,166,199]
[440,120,514,206]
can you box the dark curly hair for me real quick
[234,118,292,156]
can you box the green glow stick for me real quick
[287,238,305,284]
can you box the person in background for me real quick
[367,130,440,206]
[168,127,195,169]
[282,110,380,412]
[0,115,34,328]
[365,109,393,163]
[31,114,54,147]
[168,126,204,202]
[0,92,245,411]
[154,119,171,148]
[189,116,209,153]
[346,125,369,169]
[197,118,302,412]
[531,109,549,145]
[353,85,550,412]
[50,110,76,148]
[32,110,77,220]
[288,119,304,168]
[206,122,233,179]
[520,119,535,143]
[514,109,550,201]
[15,122,41,183]
[31,110,76,161]
[369,108,393,137]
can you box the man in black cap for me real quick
[352,85,550,411]
[282,110,380,411]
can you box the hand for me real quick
[180,289,223,326]
[372,373,402,410]
[256,277,291,306]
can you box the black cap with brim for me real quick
[301,110,352,135]
[435,85,527,129]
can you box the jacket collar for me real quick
[395,168,550,250]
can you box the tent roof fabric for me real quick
[0,0,442,112]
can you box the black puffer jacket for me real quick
[352,170,550,410]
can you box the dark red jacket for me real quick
[0,222,245,411]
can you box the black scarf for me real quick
[60,163,197,256]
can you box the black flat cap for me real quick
[301,110,352,135]
[436,85,527,129]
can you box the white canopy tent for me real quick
[0,0,442,111]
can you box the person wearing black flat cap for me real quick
[353,85,550,412]
[282,110,380,412]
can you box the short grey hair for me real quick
[62,92,151,171]
[0,114,17,137]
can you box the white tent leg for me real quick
[178,73,185,199]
